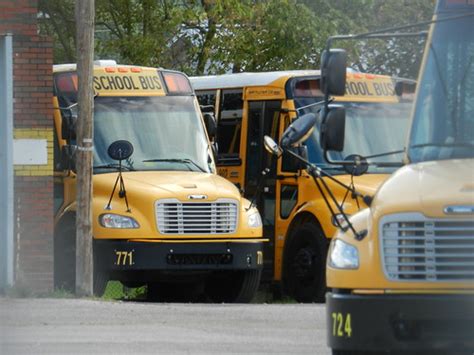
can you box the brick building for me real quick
[0,0,54,292]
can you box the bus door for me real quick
[273,113,303,281]
[245,100,281,280]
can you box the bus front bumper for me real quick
[326,292,474,352]
[94,239,265,272]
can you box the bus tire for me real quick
[283,223,328,303]
[54,215,76,292]
[205,269,262,303]
[93,269,108,297]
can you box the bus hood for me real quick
[373,159,474,218]
[336,173,390,198]
[93,171,241,202]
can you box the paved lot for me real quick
[0,298,329,354]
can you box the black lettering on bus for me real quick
[373,83,382,95]
[115,76,125,90]
[122,76,134,90]
[107,76,116,90]
[386,82,395,95]
[93,76,102,91]
[349,82,359,95]
[152,76,162,89]
[357,82,368,95]
[99,77,110,90]
[139,76,148,89]
[345,83,353,95]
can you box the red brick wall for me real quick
[0,0,54,292]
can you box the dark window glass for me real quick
[217,89,243,158]
[196,90,216,108]
[280,185,298,219]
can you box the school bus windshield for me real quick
[93,96,212,173]
[297,99,412,173]
[408,15,474,163]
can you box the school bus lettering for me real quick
[218,167,229,178]
[138,75,162,90]
[92,73,163,93]
[372,82,394,96]
[331,312,352,338]
[345,79,395,98]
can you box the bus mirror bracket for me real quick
[320,105,346,153]
[280,113,317,149]
[282,145,308,172]
[320,49,347,96]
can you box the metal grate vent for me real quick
[155,198,238,234]
[380,213,474,282]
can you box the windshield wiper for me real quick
[93,164,135,171]
[410,142,474,149]
[142,158,206,173]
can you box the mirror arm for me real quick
[285,149,359,195]
[246,168,270,211]
[285,149,367,240]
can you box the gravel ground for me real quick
[0,298,330,355]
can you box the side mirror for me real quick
[59,144,77,171]
[320,105,346,152]
[321,49,347,96]
[61,110,77,141]
[203,112,217,139]
[108,140,134,161]
[263,135,282,157]
[280,113,317,149]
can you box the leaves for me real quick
[38,0,435,78]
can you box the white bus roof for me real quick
[190,70,321,90]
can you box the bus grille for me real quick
[380,213,474,282]
[155,199,238,234]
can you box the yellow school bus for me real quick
[190,71,414,301]
[52,61,264,302]
[323,0,474,352]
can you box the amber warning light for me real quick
[162,72,193,94]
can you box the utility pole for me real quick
[75,0,95,296]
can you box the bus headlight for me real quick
[247,211,262,228]
[328,239,359,269]
[99,214,140,229]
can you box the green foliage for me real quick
[38,0,435,77]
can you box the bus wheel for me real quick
[54,217,76,292]
[205,269,262,303]
[284,223,327,303]
[93,269,108,297]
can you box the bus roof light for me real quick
[105,67,117,73]
[118,67,129,73]
[130,67,142,73]
[162,72,193,94]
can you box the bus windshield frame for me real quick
[92,96,213,174]
[295,97,413,174]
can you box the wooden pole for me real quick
[75,0,95,296]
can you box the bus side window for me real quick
[196,90,217,110]
[217,89,243,165]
